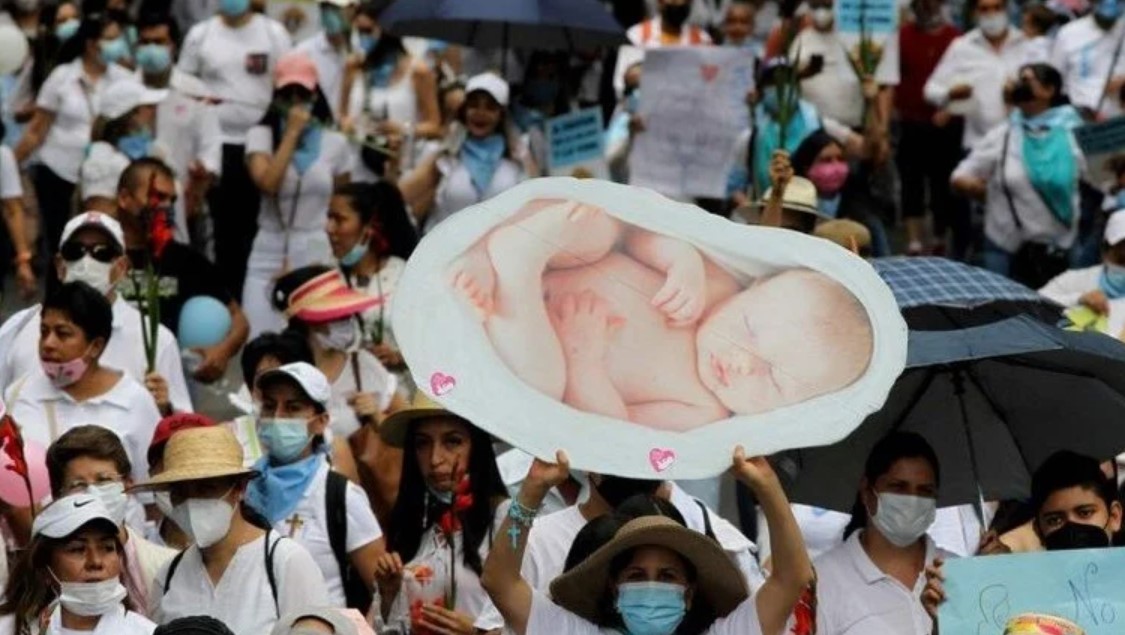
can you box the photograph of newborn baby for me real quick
[447,198,875,432]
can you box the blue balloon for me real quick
[178,296,232,349]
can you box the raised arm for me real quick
[247,106,309,196]
[481,451,570,635]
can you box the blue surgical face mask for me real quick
[258,417,313,463]
[117,129,153,160]
[135,43,172,74]
[1097,0,1122,21]
[338,241,367,267]
[615,582,687,635]
[98,37,130,66]
[55,18,79,42]
[219,0,251,18]
[357,32,379,55]
[321,6,347,35]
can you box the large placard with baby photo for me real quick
[393,178,907,479]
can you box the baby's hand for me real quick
[551,291,623,364]
[652,258,706,327]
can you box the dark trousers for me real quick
[897,119,970,257]
[32,164,75,259]
[209,143,261,299]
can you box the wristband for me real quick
[506,497,541,548]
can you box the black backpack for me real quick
[326,470,375,614]
[163,529,284,616]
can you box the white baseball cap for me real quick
[257,362,332,408]
[466,72,510,107]
[80,142,130,202]
[97,79,168,120]
[32,492,118,539]
[1106,211,1125,246]
[60,211,125,251]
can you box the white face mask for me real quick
[871,492,937,547]
[314,318,360,352]
[812,7,834,28]
[169,493,235,549]
[54,575,128,617]
[63,255,116,295]
[978,12,1009,37]
[87,482,128,527]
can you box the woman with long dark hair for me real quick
[374,396,509,634]
[14,11,132,257]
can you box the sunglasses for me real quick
[60,242,120,263]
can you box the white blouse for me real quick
[428,152,523,234]
[246,125,353,234]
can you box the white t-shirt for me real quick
[151,533,329,634]
[46,605,156,635]
[526,588,762,635]
[246,125,353,233]
[0,145,22,200]
[429,153,524,233]
[813,531,952,635]
[34,60,134,181]
[791,27,901,129]
[270,459,383,607]
[4,369,160,483]
[177,15,292,144]
[0,297,194,413]
[1051,15,1125,119]
[327,349,396,438]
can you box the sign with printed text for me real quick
[836,0,899,34]
[393,178,907,479]
[1075,117,1125,187]
[939,548,1125,635]
[546,108,607,179]
[629,47,756,199]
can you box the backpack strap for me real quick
[161,550,187,596]
[693,500,717,541]
[264,530,282,617]
[326,470,350,587]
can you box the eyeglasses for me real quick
[63,473,124,495]
[59,242,120,264]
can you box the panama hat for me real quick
[132,426,256,489]
[380,392,462,448]
[1004,614,1084,635]
[283,269,381,324]
[549,516,749,624]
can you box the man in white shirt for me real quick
[1051,0,1125,120]
[0,212,192,414]
[135,11,223,247]
[924,0,1029,150]
[177,0,291,298]
[295,0,358,123]
[789,0,899,132]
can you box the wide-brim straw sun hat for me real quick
[380,392,461,448]
[132,426,256,489]
[549,516,749,624]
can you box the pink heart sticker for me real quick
[700,64,720,83]
[649,448,676,473]
[430,372,457,396]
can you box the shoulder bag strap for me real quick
[1000,124,1025,231]
[1097,25,1125,115]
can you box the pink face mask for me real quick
[807,161,850,195]
[41,356,89,388]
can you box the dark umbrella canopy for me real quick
[379,0,629,50]
[774,316,1125,512]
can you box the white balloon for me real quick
[0,25,29,76]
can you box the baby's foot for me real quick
[448,248,496,321]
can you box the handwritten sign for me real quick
[629,47,756,199]
[939,548,1125,635]
[836,0,898,34]
[1075,117,1125,186]
[547,108,607,179]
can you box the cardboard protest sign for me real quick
[393,178,907,479]
[546,108,607,179]
[939,548,1125,635]
[629,47,756,199]
[1075,116,1125,188]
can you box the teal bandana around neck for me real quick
[246,454,322,525]
[461,134,506,196]
[1014,105,1082,228]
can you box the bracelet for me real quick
[506,497,541,549]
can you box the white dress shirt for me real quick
[790,27,901,129]
[1051,15,1125,119]
[0,297,193,413]
[924,28,1030,149]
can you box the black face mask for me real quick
[661,3,692,28]
[1042,521,1112,551]
[1010,80,1035,104]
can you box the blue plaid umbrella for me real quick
[872,257,1062,329]
[378,0,628,51]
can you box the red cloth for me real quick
[896,22,961,122]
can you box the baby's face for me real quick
[695,271,873,415]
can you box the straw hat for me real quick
[283,269,381,324]
[738,177,829,225]
[380,392,461,448]
[549,516,749,624]
[1004,614,1084,635]
[132,426,256,489]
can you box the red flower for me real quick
[438,478,473,536]
[145,172,174,259]
[789,576,817,635]
[0,415,28,479]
